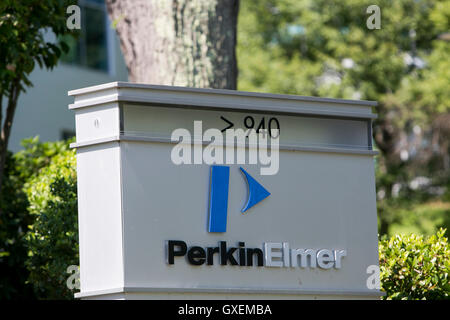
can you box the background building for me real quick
[8,0,128,152]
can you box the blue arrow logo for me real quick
[239,167,271,213]
[208,165,271,233]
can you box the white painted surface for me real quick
[75,103,120,143]
[77,142,124,292]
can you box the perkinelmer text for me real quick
[166,240,347,269]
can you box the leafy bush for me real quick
[0,137,71,299]
[0,152,33,299]
[379,228,450,299]
[24,146,78,299]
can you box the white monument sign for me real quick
[69,82,382,299]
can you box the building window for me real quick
[61,0,110,73]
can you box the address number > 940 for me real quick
[220,115,280,138]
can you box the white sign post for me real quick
[69,82,382,299]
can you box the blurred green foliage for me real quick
[379,228,450,299]
[237,0,450,236]
[237,0,449,106]
[385,201,450,238]
[0,137,76,299]
[23,142,77,300]
[0,152,33,299]
[0,0,78,91]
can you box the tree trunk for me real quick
[106,0,239,89]
[0,80,21,196]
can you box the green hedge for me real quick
[23,145,78,299]
[379,228,450,300]
[0,137,73,299]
